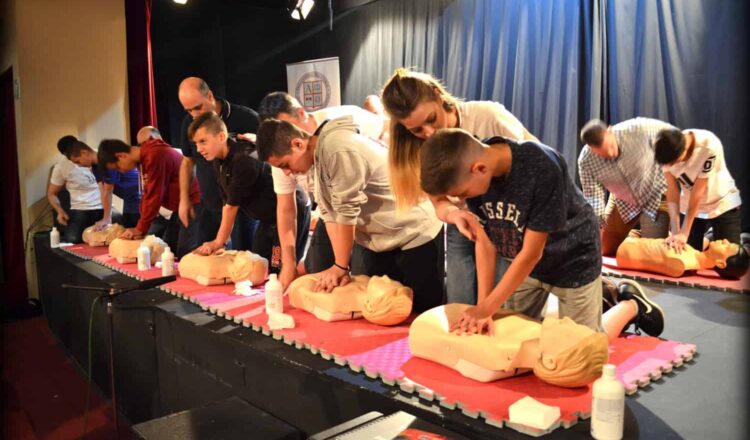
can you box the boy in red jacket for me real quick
[97,126,200,256]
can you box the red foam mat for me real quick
[602,256,749,293]
[61,244,697,436]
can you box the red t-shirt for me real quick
[135,138,200,234]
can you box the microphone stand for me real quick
[62,275,176,439]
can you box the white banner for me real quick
[286,57,340,111]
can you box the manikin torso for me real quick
[616,237,737,277]
[178,251,268,286]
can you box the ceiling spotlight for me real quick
[174,0,187,4]
[290,0,315,20]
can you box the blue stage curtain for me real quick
[338,0,586,174]
[604,0,749,229]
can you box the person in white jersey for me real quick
[654,127,742,252]
[257,91,388,290]
[47,135,103,243]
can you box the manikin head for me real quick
[704,240,749,279]
[178,77,219,120]
[533,317,609,388]
[257,91,317,133]
[419,128,496,202]
[188,112,228,161]
[67,141,97,167]
[362,276,413,326]
[82,223,125,246]
[256,119,315,176]
[580,119,619,160]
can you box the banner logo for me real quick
[294,71,331,111]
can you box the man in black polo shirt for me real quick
[188,112,308,273]
[177,77,260,251]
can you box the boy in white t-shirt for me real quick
[47,135,103,243]
[654,128,742,251]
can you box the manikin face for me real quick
[275,109,316,134]
[266,138,314,175]
[193,127,227,161]
[399,97,453,140]
[538,317,595,365]
[443,160,493,202]
[705,239,739,267]
[110,152,137,173]
[589,131,619,160]
[70,150,96,167]
[179,88,217,120]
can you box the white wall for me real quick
[1,0,130,297]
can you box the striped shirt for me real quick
[578,118,674,224]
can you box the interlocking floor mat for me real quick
[62,244,697,436]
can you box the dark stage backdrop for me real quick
[150,0,749,230]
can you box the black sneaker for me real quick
[601,277,619,313]
[616,279,665,337]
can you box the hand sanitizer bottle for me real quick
[265,274,283,314]
[591,364,625,440]
[137,243,151,271]
[161,246,174,276]
[50,227,60,248]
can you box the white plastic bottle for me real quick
[50,227,60,248]
[137,243,151,271]
[265,274,283,314]
[161,246,174,276]
[591,364,625,440]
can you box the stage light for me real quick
[174,0,187,4]
[290,0,315,20]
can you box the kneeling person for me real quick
[420,129,602,333]
[189,113,307,273]
[257,117,445,312]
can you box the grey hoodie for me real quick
[314,116,443,252]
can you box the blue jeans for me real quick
[446,224,506,305]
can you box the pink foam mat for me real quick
[602,256,749,293]
[61,244,698,436]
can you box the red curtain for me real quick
[0,67,29,306]
[125,0,158,144]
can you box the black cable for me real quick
[81,294,102,439]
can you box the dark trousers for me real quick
[60,209,103,243]
[148,212,200,259]
[112,212,140,228]
[197,206,266,252]
[304,219,335,274]
[686,207,742,249]
[247,202,311,273]
[350,232,445,313]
